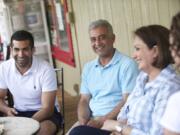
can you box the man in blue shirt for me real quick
[66,19,138,134]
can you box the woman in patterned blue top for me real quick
[69,25,180,135]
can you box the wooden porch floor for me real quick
[57,90,80,134]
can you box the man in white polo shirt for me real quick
[0,30,62,135]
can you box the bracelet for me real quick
[115,125,123,133]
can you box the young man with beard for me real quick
[0,30,62,135]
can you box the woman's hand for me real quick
[110,131,122,135]
[101,119,119,131]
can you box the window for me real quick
[46,0,75,67]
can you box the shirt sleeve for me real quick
[117,87,137,121]
[41,65,57,92]
[120,59,139,94]
[160,92,180,133]
[130,86,172,135]
[80,63,90,94]
[0,63,7,89]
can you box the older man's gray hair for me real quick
[88,19,114,35]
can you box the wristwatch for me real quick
[115,125,123,133]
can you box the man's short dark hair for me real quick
[10,30,34,49]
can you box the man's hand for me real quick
[79,117,89,125]
[86,116,106,128]
[86,119,103,128]
[5,107,18,116]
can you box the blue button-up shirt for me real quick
[117,65,180,135]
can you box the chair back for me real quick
[55,68,65,135]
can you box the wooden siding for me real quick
[71,0,180,65]
[57,0,180,95]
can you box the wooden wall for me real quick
[56,0,180,95]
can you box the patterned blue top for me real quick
[81,49,139,117]
[117,65,180,135]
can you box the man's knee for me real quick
[38,120,56,135]
[65,121,80,135]
[69,126,85,135]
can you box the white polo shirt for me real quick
[0,57,58,111]
[160,92,180,133]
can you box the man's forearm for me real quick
[33,91,56,122]
[105,101,124,120]
[77,101,91,124]
[0,99,10,114]
[0,90,9,115]
[105,94,129,120]
[32,108,54,122]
